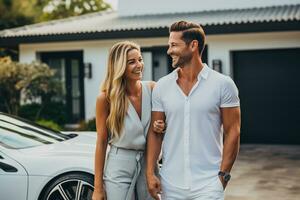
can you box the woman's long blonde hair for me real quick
[101,41,141,139]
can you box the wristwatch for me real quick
[218,171,231,182]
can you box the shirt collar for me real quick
[173,63,210,80]
[199,63,209,80]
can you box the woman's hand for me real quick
[153,120,166,134]
[92,188,106,200]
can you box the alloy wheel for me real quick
[46,179,93,200]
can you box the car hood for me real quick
[18,131,97,157]
[6,132,97,176]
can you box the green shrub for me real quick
[36,119,62,131]
[77,118,96,131]
[0,88,7,112]
[18,103,41,121]
[19,102,67,125]
[0,56,57,115]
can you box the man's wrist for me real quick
[218,171,231,182]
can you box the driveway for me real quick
[225,145,300,200]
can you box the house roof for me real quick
[0,4,299,46]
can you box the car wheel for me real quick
[40,173,94,200]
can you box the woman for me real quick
[92,41,165,200]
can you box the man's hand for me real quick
[147,174,162,200]
[147,111,165,200]
[218,176,227,190]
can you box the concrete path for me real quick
[225,145,300,200]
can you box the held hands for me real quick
[92,188,106,200]
[147,174,162,200]
[153,120,166,134]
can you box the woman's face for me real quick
[124,49,144,81]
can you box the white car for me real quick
[0,112,96,200]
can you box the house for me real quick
[0,0,300,144]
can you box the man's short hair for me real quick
[170,21,206,55]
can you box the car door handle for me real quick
[0,162,18,172]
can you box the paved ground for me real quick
[225,145,300,200]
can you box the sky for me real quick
[105,0,118,10]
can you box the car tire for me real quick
[39,172,94,200]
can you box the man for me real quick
[146,21,241,200]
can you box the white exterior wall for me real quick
[142,52,153,81]
[19,31,300,120]
[119,0,300,16]
[19,38,167,120]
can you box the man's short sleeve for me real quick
[152,83,164,112]
[220,76,240,108]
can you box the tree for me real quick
[39,0,111,21]
[0,0,111,59]
[0,0,112,29]
[0,56,60,115]
[0,0,43,59]
[0,0,39,30]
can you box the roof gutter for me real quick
[0,21,299,47]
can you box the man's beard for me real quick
[172,53,192,68]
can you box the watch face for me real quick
[224,174,231,182]
[218,171,231,182]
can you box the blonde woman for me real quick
[92,41,165,200]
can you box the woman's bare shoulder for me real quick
[96,91,109,108]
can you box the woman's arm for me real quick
[148,81,166,134]
[93,92,109,200]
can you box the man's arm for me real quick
[146,111,165,200]
[220,106,241,187]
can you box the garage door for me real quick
[232,48,300,144]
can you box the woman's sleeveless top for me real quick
[109,81,152,150]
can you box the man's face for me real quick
[167,31,192,68]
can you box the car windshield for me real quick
[0,113,73,149]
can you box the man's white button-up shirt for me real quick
[152,64,240,190]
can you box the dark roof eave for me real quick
[0,28,169,47]
[1,21,299,47]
